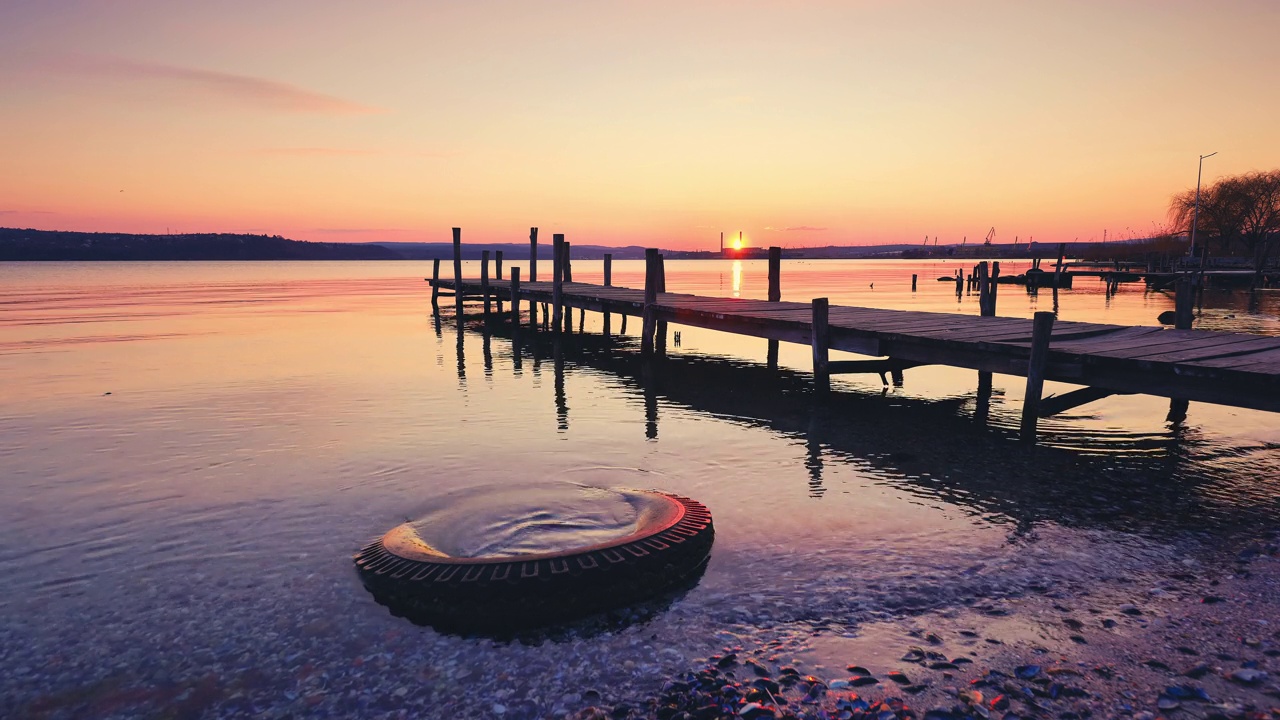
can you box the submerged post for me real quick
[452,228,464,319]
[430,258,441,314]
[1019,311,1056,442]
[480,250,491,319]
[811,298,830,394]
[641,249,658,355]
[551,233,564,332]
[768,247,781,302]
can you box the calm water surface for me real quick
[2,260,1278,718]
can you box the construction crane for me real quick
[984,227,995,246]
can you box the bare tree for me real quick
[1169,170,1280,286]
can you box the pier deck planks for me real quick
[431,277,1280,413]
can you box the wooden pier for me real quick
[429,230,1280,441]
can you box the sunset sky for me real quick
[2,1,1278,250]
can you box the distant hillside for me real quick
[0,228,401,261]
[368,241,648,260]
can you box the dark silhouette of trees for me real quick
[1170,170,1280,286]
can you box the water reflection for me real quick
[732,260,742,298]
[463,319,1280,541]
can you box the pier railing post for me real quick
[641,249,658,355]
[551,233,564,332]
[430,258,441,314]
[452,227,464,320]
[1019,311,1056,442]
[480,250,491,319]
[811,297,830,394]
[768,247,781,302]
[1175,275,1194,330]
[768,246,782,369]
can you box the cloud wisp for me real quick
[42,55,382,115]
[255,147,378,157]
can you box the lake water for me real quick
[2,259,1279,719]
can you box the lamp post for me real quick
[1188,151,1217,258]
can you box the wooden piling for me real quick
[989,262,1000,314]
[562,241,574,333]
[529,228,538,282]
[811,298,830,394]
[495,250,504,280]
[480,250,491,319]
[655,253,668,355]
[1053,242,1065,305]
[1019,311,1056,442]
[564,242,573,282]
[452,228,464,319]
[1175,275,1194,330]
[551,234,564,332]
[912,274,918,292]
[603,253,612,287]
[510,267,521,326]
[641,249,658,355]
[430,258,441,314]
[768,247,781,302]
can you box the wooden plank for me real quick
[1107,335,1280,362]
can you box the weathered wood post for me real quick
[989,261,1001,314]
[954,269,963,298]
[1019,311,1056,442]
[430,258,441,314]
[1053,242,1065,306]
[641,249,658,355]
[480,250,491,319]
[510,267,521,325]
[603,253,613,287]
[912,274,918,292]
[495,250,504,280]
[563,242,573,282]
[1175,275,1194,330]
[528,228,539,327]
[811,298,830,394]
[768,247,782,302]
[768,246,782,369]
[452,228,464,320]
[551,233,564,332]
[655,253,668,354]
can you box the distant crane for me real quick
[984,227,996,246]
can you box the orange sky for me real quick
[1,1,1278,250]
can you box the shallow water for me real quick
[1,259,1278,718]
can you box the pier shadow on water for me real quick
[458,313,1280,544]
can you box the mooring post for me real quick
[1053,242,1065,305]
[495,250,504,280]
[452,228,464,320]
[604,253,613,287]
[562,241,574,333]
[528,227,539,327]
[430,258,441,314]
[1175,275,1194,330]
[811,298,830,394]
[768,247,781,302]
[510,267,521,326]
[1019,311,1056,442]
[480,250,491,319]
[551,233,564,332]
[768,246,782,369]
[655,253,668,355]
[955,269,963,298]
[641,248,658,355]
[912,274,918,292]
[989,262,1000,314]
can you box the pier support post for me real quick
[1053,242,1065,307]
[495,250,504,280]
[551,233,564,332]
[641,249,658,355]
[603,252,613,337]
[563,242,574,333]
[768,247,781,302]
[1175,275,1194,330]
[480,250,491,319]
[655,253,667,355]
[1019,311,1056,442]
[990,262,1000,314]
[430,258,441,314]
[768,246,781,368]
[452,227,464,321]
[811,297,830,394]
[510,267,521,327]
[528,228,539,327]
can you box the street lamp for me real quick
[1188,151,1217,258]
